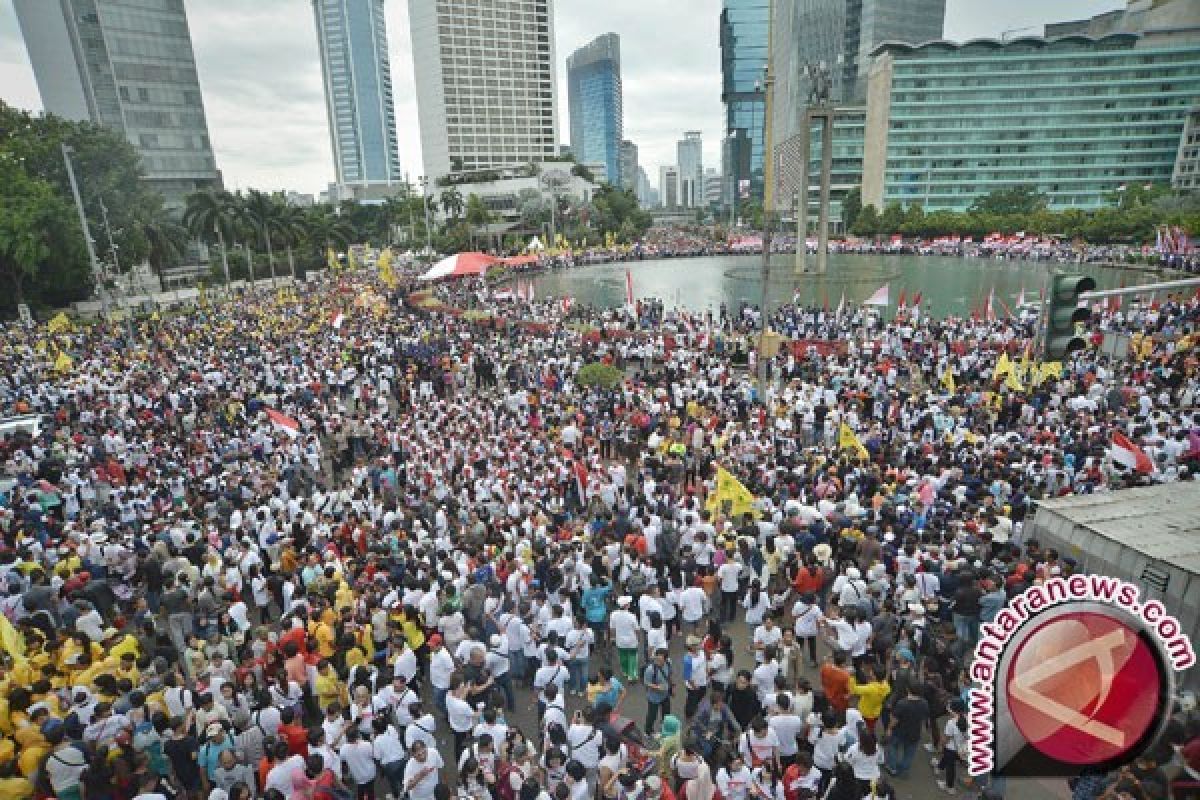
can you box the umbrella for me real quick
[419,252,498,281]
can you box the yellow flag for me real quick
[150,311,161,322]
[838,422,869,460]
[53,350,73,373]
[705,466,759,519]
[940,365,956,393]
[327,247,340,272]
[0,615,26,667]
[1005,369,1024,393]
[1040,361,1063,383]
[992,351,1013,381]
[47,312,72,334]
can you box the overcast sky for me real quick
[0,0,1125,196]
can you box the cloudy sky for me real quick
[0,0,1124,196]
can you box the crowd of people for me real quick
[0,265,1196,800]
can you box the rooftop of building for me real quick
[869,31,1147,59]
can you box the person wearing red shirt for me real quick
[276,707,309,758]
[819,651,851,714]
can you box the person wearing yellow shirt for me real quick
[109,633,140,663]
[313,659,344,712]
[848,663,891,733]
[334,581,355,613]
[313,618,337,659]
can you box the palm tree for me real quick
[139,212,188,292]
[183,189,238,285]
[465,193,494,251]
[440,187,464,220]
[244,189,281,284]
[305,207,354,263]
[273,204,306,280]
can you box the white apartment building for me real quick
[409,0,560,184]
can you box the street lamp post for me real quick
[419,175,433,259]
[756,65,775,396]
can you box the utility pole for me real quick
[62,143,106,313]
[63,143,131,339]
[757,57,775,396]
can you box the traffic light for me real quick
[1043,273,1095,361]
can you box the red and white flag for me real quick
[331,311,345,330]
[267,409,301,438]
[897,289,907,310]
[625,268,634,306]
[836,290,846,316]
[985,287,996,322]
[1110,431,1153,474]
[1016,285,1026,309]
[863,284,889,306]
[911,291,922,310]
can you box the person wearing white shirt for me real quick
[405,711,437,753]
[718,753,755,800]
[563,619,595,696]
[767,695,805,760]
[679,585,708,631]
[608,598,641,683]
[264,752,305,795]
[533,651,570,713]
[790,594,824,668]
[402,740,444,800]
[717,560,742,622]
[445,682,476,755]
[739,720,782,772]
[751,618,783,664]
[339,727,378,793]
[428,637,455,714]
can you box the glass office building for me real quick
[720,0,769,204]
[863,34,1200,211]
[567,33,623,187]
[313,0,401,188]
[14,0,220,210]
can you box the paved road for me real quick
[423,613,1072,800]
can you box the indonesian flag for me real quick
[625,268,634,306]
[863,284,889,306]
[897,289,907,310]
[911,291,922,310]
[573,460,589,501]
[267,409,301,438]
[985,287,996,322]
[1016,285,1026,309]
[1111,431,1153,474]
[331,310,345,330]
[836,290,846,316]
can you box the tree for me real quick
[273,204,306,279]
[440,188,464,219]
[0,158,86,305]
[571,163,595,183]
[304,206,354,260]
[841,186,862,232]
[879,201,906,234]
[183,190,238,284]
[968,185,1048,216]
[244,189,281,282]
[139,212,188,292]
[851,204,880,237]
[464,193,494,251]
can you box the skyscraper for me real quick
[660,166,680,208]
[677,131,704,208]
[854,0,945,97]
[619,140,639,191]
[313,0,402,190]
[568,33,623,187]
[720,0,770,205]
[13,0,220,210]
[409,0,559,183]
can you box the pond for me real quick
[530,253,1158,318]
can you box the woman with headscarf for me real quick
[657,715,683,783]
[682,759,718,800]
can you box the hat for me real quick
[206,723,224,738]
[428,634,443,648]
[616,596,632,607]
[645,777,663,793]
[686,635,701,648]
[907,603,926,615]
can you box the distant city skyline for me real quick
[0,0,1127,196]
